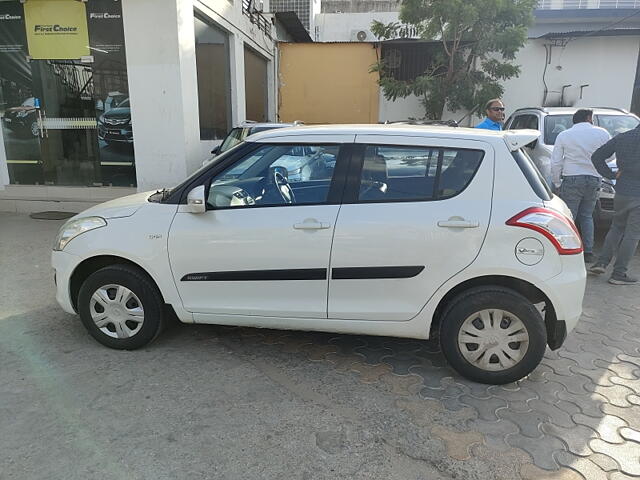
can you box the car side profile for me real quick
[52,125,586,385]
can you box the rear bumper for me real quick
[542,255,586,341]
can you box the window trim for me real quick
[197,142,352,211]
[342,143,485,205]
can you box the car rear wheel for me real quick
[439,286,546,385]
[77,264,165,349]
[30,120,39,137]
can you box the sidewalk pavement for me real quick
[1,212,640,479]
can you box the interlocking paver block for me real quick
[327,336,367,354]
[540,356,579,377]
[527,399,576,428]
[325,352,361,372]
[459,381,493,399]
[349,362,392,383]
[380,350,424,375]
[497,408,548,438]
[557,390,605,419]
[555,399,582,416]
[572,413,627,444]
[506,432,565,470]
[306,344,339,362]
[620,427,640,443]
[520,463,584,480]
[628,395,640,407]
[617,354,640,369]
[467,418,519,451]
[568,365,615,387]
[601,404,640,431]
[588,453,620,472]
[609,375,640,392]
[380,373,422,396]
[525,379,567,402]
[543,371,592,396]
[487,385,539,412]
[431,426,483,461]
[408,364,455,389]
[589,438,640,476]
[458,395,507,422]
[554,451,608,480]
[541,423,595,456]
[353,345,393,365]
[585,383,635,408]
[557,348,606,371]
[593,359,638,380]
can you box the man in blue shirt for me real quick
[475,99,505,130]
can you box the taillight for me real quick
[506,207,583,255]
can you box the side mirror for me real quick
[210,145,220,156]
[185,185,206,214]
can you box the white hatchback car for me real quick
[52,125,586,384]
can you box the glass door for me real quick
[31,59,101,186]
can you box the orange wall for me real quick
[278,43,380,124]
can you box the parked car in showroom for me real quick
[505,107,639,225]
[97,98,133,146]
[52,125,586,385]
[2,97,39,137]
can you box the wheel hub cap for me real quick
[89,284,145,339]
[457,309,530,372]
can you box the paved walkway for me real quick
[1,212,639,479]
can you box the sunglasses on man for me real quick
[490,107,506,112]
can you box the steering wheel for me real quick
[271,166,296,204]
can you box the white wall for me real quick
[502,36,640,118]
[315,12,399,42]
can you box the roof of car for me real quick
[512,107,632,116]
[247,124,540,151]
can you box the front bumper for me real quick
[98,123,133,143]
[51,249,81,314]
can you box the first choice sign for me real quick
[24,0,89,59]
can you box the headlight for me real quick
[97,114,105,124]
[601,182,615,194]
[53,216,107,251]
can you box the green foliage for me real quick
[372,0,537,120]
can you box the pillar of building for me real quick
[122,0,202,191]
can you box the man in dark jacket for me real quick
[589,124,640,284]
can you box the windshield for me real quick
[117,99,130,108]
[597,115,639,137]
[21,97,35,107]
[544,115,573,145]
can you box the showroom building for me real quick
[0,0,279,212]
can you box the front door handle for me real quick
[293,219,331,230]
[437,218,479,228]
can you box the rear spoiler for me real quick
[503,129,541,152]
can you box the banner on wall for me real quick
[24,0,90,60]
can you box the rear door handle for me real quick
[437,219,479,228]
[294,219,331,230]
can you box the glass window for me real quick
[512,149,552,201]
[219,128,246,153]
[544,115,573,145]
[244,46,268,122]
[510,114,538,130]
[195,16,231,140]
[357,146,483,202]
[596,115,639,137]
[207,144,339,208]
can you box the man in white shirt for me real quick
[551,109,611,263]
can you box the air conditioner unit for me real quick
[350,29,371,42]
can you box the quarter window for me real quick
[357,145,483,202]
[207,144,339,209]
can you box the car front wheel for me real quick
[439,286,547,385]
[77,264,165,349]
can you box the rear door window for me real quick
[355,145,484,202]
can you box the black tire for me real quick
[439,286,546,385]
[77,264,165,350]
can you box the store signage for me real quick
[0,13,22,20]
[24,0,90,59]
[89,12,121,19]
